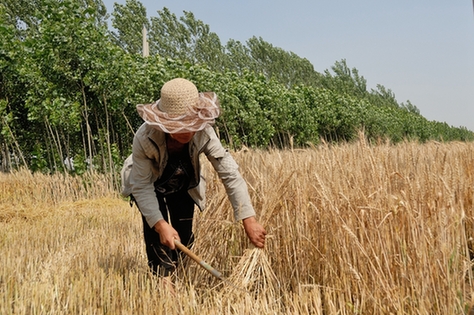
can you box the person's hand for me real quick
[154,220,180,250]
[242,216,267,248]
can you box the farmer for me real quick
[121,78,267,276]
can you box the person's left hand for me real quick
[242,216,267,248]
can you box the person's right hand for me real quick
[154,220,180,250]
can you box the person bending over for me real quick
[121,78,267,276]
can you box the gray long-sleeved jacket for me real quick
[121,123,256,228]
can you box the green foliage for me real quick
[321,59,367,98]
[111,0,150,54]
[224,39,254,75]
[148,7,226,71]
[0,0,472,174]
[246,36,322,88]
[217,72,276,148]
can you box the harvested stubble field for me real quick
[1,139,473,314]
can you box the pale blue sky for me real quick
[103,0,474,131]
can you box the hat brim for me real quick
[137,92,220,134]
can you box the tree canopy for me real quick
[1,0,472,177]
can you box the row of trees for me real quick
[1,0,472,179]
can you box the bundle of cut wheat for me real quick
[225,246,279,297]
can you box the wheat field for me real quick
[1,139,473,314]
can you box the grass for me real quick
[1,139,473,314]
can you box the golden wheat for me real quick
[1,139,473,314]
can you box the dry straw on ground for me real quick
[1,138,473,314]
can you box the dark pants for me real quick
[140,189,195,276]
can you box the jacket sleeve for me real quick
[130,135,163,228]
[204,129,256,221]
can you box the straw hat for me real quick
[137,78,220,134]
